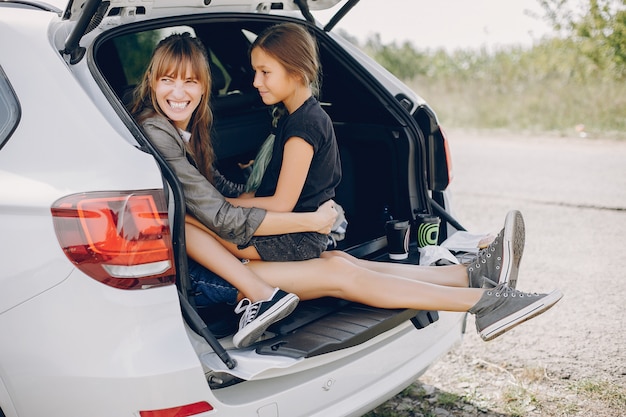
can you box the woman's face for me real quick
[154,66,203,130]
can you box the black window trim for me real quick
[0,65,21,152]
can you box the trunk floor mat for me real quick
[256,297,439,358]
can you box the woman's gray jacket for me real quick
[140,114,266,246]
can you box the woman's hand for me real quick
[314,200,338,234]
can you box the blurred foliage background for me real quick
[342,0,626,139]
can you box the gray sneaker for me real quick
[233,289,299,348]
[469,284,563,341]
[467,210,525,289]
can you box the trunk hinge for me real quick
[61,0,107,65]
[324,0,360,32]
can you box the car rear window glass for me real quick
[112,26,196,86]
[0,65,20,150]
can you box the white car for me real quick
[0,1,466,416]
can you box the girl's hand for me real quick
[314,200,338,234]
[238,159,255,169]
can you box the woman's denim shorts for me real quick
[188,258,238,306]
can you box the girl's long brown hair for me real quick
[131,32,215,182]
[251,22,320,97]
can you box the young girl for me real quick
[133,30,562,349]
[186,22,340,263]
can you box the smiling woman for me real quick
[130,32,310,349]
[130,33,215,182]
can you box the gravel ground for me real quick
[365,130,626,417]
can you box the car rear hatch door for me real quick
[63,0,343,19]
[58,0,344,68]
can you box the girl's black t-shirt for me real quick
[255,96,342,212]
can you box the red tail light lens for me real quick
[51,189,176,290]
[139,401,214,416]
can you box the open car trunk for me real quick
[94,13,451,385]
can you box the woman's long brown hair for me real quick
[131,32,215,182]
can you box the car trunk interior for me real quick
[95,16,437,371]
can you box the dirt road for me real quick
[368,130,626,416]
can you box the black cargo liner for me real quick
[251,244,439,359]
[257,300,438,358]
[197,246,439,360]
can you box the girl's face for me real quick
[154,66,203,130]
[251,47,306,114]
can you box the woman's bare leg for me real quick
[321,250,470,287]
[246,255,483,311]
[185,223,273,302]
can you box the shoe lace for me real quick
[489,284,536,298]
[468,241,499,287]
[471,232,502,268]
[234,298,260,330]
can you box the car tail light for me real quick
[139,401,214,417]
[51,189,176,290]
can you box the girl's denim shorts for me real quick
[242,232,329,261]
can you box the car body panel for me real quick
[0,7,164,313]
[209,313,464,417]
[0,278,211,417]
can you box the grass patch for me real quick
[571,378,626,410]
[363,381,491,417]
[435,391,463,407]
[501,385,539,417]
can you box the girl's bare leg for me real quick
[185,223,273,301]
[187,215,469,287]
[246,255,484,312]
[320,250,470,287]
[186,215,263,260]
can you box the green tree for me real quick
[114,30,162,85]
[538,0,626,78]
[364,34,428,80]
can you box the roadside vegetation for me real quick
[343,0,626,139]
[363,2,625,416]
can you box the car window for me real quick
[112,26,197,86]
[0,65,20,151]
